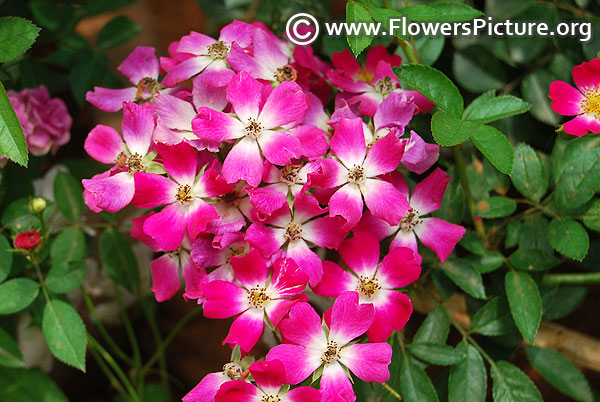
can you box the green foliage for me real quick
[511,144,549,202]
[0,17,40,63]
[346,1,373,56]
[491,361,542,402]
[399,353,440,402]
[46,260,87,293]
[0,278,39,315]
[50,227,86,262]
[406,342,464,366]
[470,296,517,336]
[0,233,12,282]
[0,327,24,368]
[97,16,143,50]
[448,341,487,402]
[0,367,68,402]
[53,171,84,222]
[505,271,542,343]
[99,228,140,292]
[0,82,28,166]
[475,196,516,218]
[42,299,87,372]
[547,217,589,261]
[440,258,486,299]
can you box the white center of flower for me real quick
[244,118,263,139]
[400,209,422,232]
[175,184,194,206]
[126,152,145,174]
[284,222,303,241]
[247,286,270,309]
[207,40,230,59]
[321,341,341,364]
[223,362,243,380]
[374,76,394,95]
[356,275,381,298]
[347,164,366,184]
[582,87,600,118]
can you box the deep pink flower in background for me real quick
[190,232,250,284]
[183,362,248,402]
[202,251,309,352]
[86,46,160,112]
[358,169,466,263]
[267,292,392,402]
[14,230,41,250]
[8,85,71,156]
[549,57,600,136]
[215,360,321,402]
[313,232,421,342]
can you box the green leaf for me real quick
[521,70,559,125]
[413,305,451,344]
[512,144,549,202]
[448,341,487,402]
[554,149,600,211]
[394,64,464,116]
[547,218,589,261]
[543,286,588,320]
[551,136,600,184]
[440,258,486,299]
[525,347,592,402]
[0,17,40,62]
[431,111,481,146]
[83,0,136,16]
[50,227,86,262]
[0,327,24,368]
[0,278,39,315]
[467,252,504,274]
[70,50,110,107]
[400,354,440,402]
[470,125,514,175]
[470,296,517,336]
[0,367,69,402]
[452,46,506,93]
[0,82,28,166]
[0,234,13,283]
[96,15,142,50]
[463,94,531,123]
[99,228,140,292]
[53,171,84,221]
[346,1,373,56]
[505,271,542,343]
[398,5,441,21]
[429,1,483,21]
[42,299,87,372]
[475,196,516,218]
[509,248,560,271]
[583,199,600,232]
[46,261,87,294]
[407,342,464,366]
[491,361,542,402]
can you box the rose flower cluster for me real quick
[82,21,466,402]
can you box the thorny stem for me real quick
[542,272,600,286]
[452,146,487,242]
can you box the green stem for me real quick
[536,0,600,21]
[381,382,402,399]
[81,288,136,367]
[88,342,130,400]
[114,284,142,371]
[140,306,201,376]
[447,313,496,367]
[88,333,141,402]
[141,300,171,401]
[541,272,600,286]
[452,146,487,241]
[396,37,421,64]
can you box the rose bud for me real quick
[14,230,41,251]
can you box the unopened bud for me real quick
[14,230,41,251]
[29,197,47,213]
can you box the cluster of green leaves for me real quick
[0,167,141,400]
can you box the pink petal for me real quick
[143,203,187,251]
[230,249,268,288]
[306,158,348,189]
[329,184,364,231]
[186,199,219,240]
[277,302,326,347]
[294,192,327,223]
[302,216,347,250]
[226,42,263,78]
[286,386,322,402]
[330,118,367,168]
[131,212,161,252]
[548,81,584,115]
[380,170,409,199]
[223,137,264,187]
[86,87,137,112]
[563,114,600,137]
[355,211,396,241]
[332,49,361,78]
[178,31,214,55]
[258,130,302,166]
[223,308,264,352]
[192,76,228,111]
[415,217,466,262]
[312,261,355,298]
[362,179,409,226]
[266,297,305,328]
[157,141,198,184]
[374,91,415,132]
[162,56,212,88]
[132,173,177,208]
[328,291,374,345]
[154,93,196,131]
[285,239,323,287]
[367,307,393,343]
[196,165,233,197]
[354,92,383,117]
[366,45,402,71]
[191,236,225,268]
[249,359,285,391]
[363,132,404,177]
[205,204,246,234]
[369,291,412,340]
[192,107,245,142]
[339,342,391,382]
[292,125,329,160]
[84,125,123,164]
[410,168,449,215]
[182,372,228,402]
[339,231,380,277]
[401,130,440,174]
[122,102,154,156]
[259,81,308,129]
[118,46,159,84]
[319,362,356,402]
[266,344,321,385]
[572,58,600,92]
[390,229,420,263]
[248,184,288,216]
[401,89,435,114]
[379,247,421,288]
[150,254,180,302]
[269,258,310,298]
[227,71,263,122]
[202,280,247,318]
[252,28,289,73]
[82,172,134,213]
[215,381,259,402]
[245,223,285,259]
[200,60,235,87]
[328,70,372,94]
[219,20,256,48]
[181,253,207,302]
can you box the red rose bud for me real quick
[14,230,41,251]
